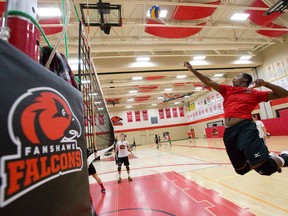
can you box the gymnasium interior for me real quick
[0,0,288,215]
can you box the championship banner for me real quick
[172,107,178,118]
[98,114,105,125]
[135,111,141,122]
[142,110,148,121]
[165,107,171,118]
[0,41,91,215]
[158,108,164,119]
[127,111,133,123]
[179,107,184,117]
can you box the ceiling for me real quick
[9,0,288,111]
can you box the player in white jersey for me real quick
[115,133,133,183]
[252,115,269,143]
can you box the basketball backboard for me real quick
[264,0,288,16]
[79,3,121,27]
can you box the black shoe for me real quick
[101,188,106,193]
[118,177,122,183]
[279,151,288,167]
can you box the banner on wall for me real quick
[179,107,184,117]
[189,102,195,111]
[127,111,133,123]
[135,111,141,122]
[265,64,276,81]
[283,56,288,73]
[276,77,288,90]
[172,107,178,118]
[0,41,91,215]
[158,108,164,119]
[216,92,222,101]
[273,59,286,78]
[206,96,211,104]
[142,110,148,121]
[165,107,171,118]
[98,114,104,125]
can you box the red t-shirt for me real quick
[220,84,270,119]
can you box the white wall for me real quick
[256,38,288,119]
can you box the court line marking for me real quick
[191,171,288,213]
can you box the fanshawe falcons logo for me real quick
[0,88,83,207]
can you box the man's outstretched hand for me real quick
[184,61,193,70]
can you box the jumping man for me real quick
[184,61,288,176]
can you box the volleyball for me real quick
[150,5,161,19]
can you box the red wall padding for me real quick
[279,109,288,118]
[145,19,206,38]
[205,116,288,138]
[205,126,225,138]
[262,117,288,136]
[270,97,288,106]
[172,0,220,20]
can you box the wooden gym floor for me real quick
[89,136,288,216]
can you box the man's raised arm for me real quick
[184,62,221,92]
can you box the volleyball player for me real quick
[115,133,133,183]
[184,61,288,176]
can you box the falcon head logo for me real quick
[9,88,81,145]
[111,116,123,126]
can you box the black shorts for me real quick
[88,163,97,175]
[117,156,130,166]
[223,120,269,169]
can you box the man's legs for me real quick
[92,173,105,193]
[124,157,132,181]
[235,121,287,176]
[118,159,123,183]
[126,166,132,181]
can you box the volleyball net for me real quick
[77,22,115,155]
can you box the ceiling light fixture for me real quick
[176,75,187,79]
[231,13,250,21]
[240,55,252,60]
[127,98,134,102]
[164,88,173,91]
[89,93,98,96]
[234,60,251,64]
[81,80,90,84]
[193,55,206,60]
[214,73,224,77]
[129,90,138,94]
[195,87,203,90]
[126,105,132,108]
[136,57,150,62]
[132,76,143,81]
